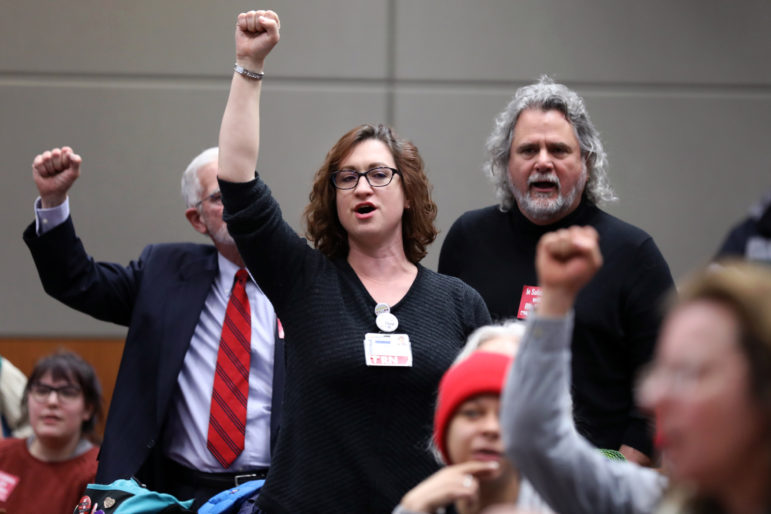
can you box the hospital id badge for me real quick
[364,333,413,367]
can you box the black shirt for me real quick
[439,200,674,456]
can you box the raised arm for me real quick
[25,146,142,325]
[501,227,667,513]
[218,10,280,183]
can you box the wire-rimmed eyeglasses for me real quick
[330,167,401,190]
[195,190,223,208]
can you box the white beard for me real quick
[512,169,587,223]
[210,224,236,247]
[200,211,236,247]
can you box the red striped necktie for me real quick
[207,268,251,468]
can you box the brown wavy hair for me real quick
[303,124,438,263]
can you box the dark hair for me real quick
[22,350,104,442]
[303,124,438,263]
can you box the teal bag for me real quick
[73,478,194,513]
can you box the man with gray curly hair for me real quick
[483,76,616,217]
[439,77,674,466]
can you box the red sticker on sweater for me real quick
[517,285,542,319]
[0,471,19,501]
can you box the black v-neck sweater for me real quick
[221,177,491,513]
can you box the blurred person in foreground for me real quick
[0,355,31,438]
[502,226,771,513]
[0,350,102,512]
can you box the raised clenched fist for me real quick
[32,146,82,208]
[234,10,280,71]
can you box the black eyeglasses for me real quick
[195,190,223,208]
[330,167,401,190]
[29,383,82,403]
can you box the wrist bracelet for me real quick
[234,63,265,80]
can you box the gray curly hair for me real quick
[484,76,617,211]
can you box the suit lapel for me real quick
[150,247,286,452]
[155,248,218,425]
[270,321,285,451]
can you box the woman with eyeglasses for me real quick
[0,350,102,512]
[501,226,771,514]
[216,10,490,514]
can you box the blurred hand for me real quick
[535,226,602,317]
[619,444,652,467]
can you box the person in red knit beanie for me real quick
[393,350,553,514]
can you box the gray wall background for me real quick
[2,0,770,336]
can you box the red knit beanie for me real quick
[433,351,514,463]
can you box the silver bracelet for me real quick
[233,63,265,81]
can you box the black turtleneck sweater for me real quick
[438,200,674,456]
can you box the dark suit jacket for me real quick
[23,217,284,487]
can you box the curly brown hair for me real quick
[303,124,438,263]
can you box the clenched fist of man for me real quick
[32,146,82,209]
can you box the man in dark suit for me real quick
[23,146,284,508]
